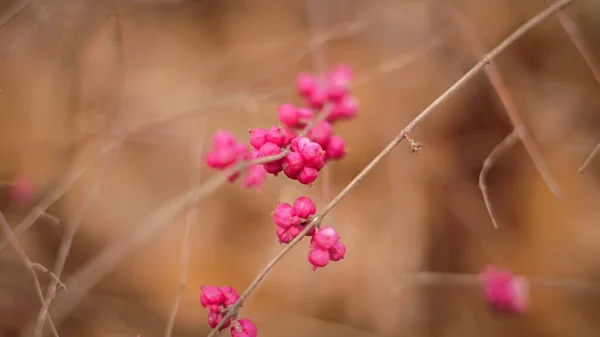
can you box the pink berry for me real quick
[266,126,286,147]
[305,226,316,236]
[258,142,281,158]
[231,319,258,337]
[262,161,283,175]
[326,135,346,159]
[480,266,529,314]
[308,248,330,270]
[296,107,314,127]
[296,72,317,97]
[249,128,268,150]
[282,128,296,146]
[297,167,318,185]
[330,95,358,121]
[212,130,237,149]
[307,120,333,148]
[329,242,346,261]
[276,225,302,244]
[312,227,340,250]
[326,64,352,101]
[278,104,300,128]
[220,286,240,306]
[208,311,231,330]
[282,152,304,177]
[10,174,35,205]
[234,142,251,160]
[308,88,328,110]
[291,136,311,153]
[300,142,326,170]
[272,202,300,229]
[205,148,237,169]
[199,285,225,308]
[293,196,316,219]
[242,165,266,189]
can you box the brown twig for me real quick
[478,130,519,229]
[206,1,577,335]
[441,1,562,201]
[0,212,60,337]
[164,120,206,337]
[579,141,600,173]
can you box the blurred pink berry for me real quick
[276,225,302,244]
[220,286,240,306]
[326,64,352,101]
[297,167,318,185]
[307,120,333,148]
[272,202,300,229]
[308,88,328,110]
[242,165,266,189]
[293,196,316,219]
[291,136,311,153]
[208,311,231,330]
[330,95,358,121]
[480,266,529,314]
[326,135,346,160]
[283,128,296,146]
[282,152,304,178]
[266,126,287,147]
[329,242,346,261]
[262,161,283,175]
[296,72,317,97]
[212,130,237,149]
[278,104,300,128]
[296,107,314,127]
[205,148,237,169]
[10,175,35,205]
[300,142,326,170]
[258,142,281,158]
[199,285,225,308]
[234,142,251,160]
[249,128,268,150]
[308,248,330,271]
[311,227,340,250]
[231,318,258,337]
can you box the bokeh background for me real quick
[0,0,599,336]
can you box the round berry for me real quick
[293,196,316,219]
[300,142,325,170]
[296,73,318,98]
[326,135,346,160]
[329,241,346,261]
[312,227,340,250]
[278,104,300,128]
[307,120,333,148]
[266,126,286,147]
[308,248,330,270]
[297,167,318,185]
[249,128,268,150]
[272,202,300,229]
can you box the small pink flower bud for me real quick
[266,126,286,147]
[308,248,330,271]
[249,128,268,150]
[212,130,237,149]
[296,73,318,97]
[291,136,311,153]
[258,142,281,158]
[311,227,340,250]
[199,285,225,308]
[307,120,333,148]
[242,165,266,189]
[329,242,346,261]
[231,319,258,337]
[297,167,318,185]
[293,196,316,219]
[300,142,326,169]
[220,286,240,306]
[308,88,328,110]
[272,202,300,229]
[282,152,304,177]
[278,104,300,128]
[276,225,302,244]
[208,311,231,330]
[326,135,346,160]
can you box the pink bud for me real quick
[308,248,330,271]
[199,285,225,307]
[307,120,333,148]
[329,242,346,261]
[326,135,346,160]
[258,142,281,158]
[272,202,300,229]
[212,130,237,149]
[311,227,340,250]
[293,196,316,219]
[296,73,318,98]
[282,152,304,178]
[220,286,240,306]
[242,165,266,189]
[297,167,318,185]
[266,126,286,147]
[276,225,302,244]
[278,104,300,128]
[231,319,258,337]
[308,88,328,110]
[249,128,268,150]
[291,136,311,153]
[300,142,326,170]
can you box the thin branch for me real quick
[441,1,562,200]
[478,130,519,229]
[206,0,577,335]
[164,120,206,337]
[579,141,600,173]
[0,212,60,337]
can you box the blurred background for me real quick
[0,0,599,336]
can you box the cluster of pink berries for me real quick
[272,196,346,270]
[199,285,257,337]
[480,265,529,314]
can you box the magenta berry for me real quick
[291,136,311,153]
[231,319,258,337]
[282,152,304,177]
[283,127,296,146]
[326,135,346,160]
[308,88,328,110]
[307,120,333,148]
[308,248,330,271]
[266,126,287,147]
[208,311,231,330]
[249,128,268,150]
[326,64,352,101]
[480,266,529,314]
[293,196,316,219]
[330,95,358,121]
[296,107,314,126]
[263,161,283,175]
[200,285,225,308]
[221,286,240,306]
[300,142,326,170]
[272,202,300,229]
[212,130,237,149]
[276,225,302,244]
[297,167,318,185]
[242,165,266,189]
[258,142,281,158]
[312,227,340,250]
[296,72,317,97]
[329,242,346,261]
[278,104,300,128]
